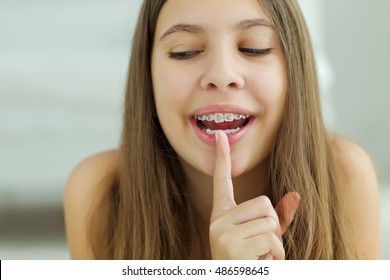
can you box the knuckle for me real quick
[215,232,230,247]
[261,232,279,247]
[264,231,275,241]
[252,232,285,260]
[271,232,281,244]
[255,196,277,216]
[209,221,230,242]
[268,233,285,260]
[265,216,278,232]
[257,195,272,207]
[275,244,286,260]
[209,220,220,236]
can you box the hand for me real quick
[209,130,300,260]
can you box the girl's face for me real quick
[152,0,287,178]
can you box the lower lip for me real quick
[190,117,255,146]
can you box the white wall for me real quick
[0,0,141,205]
[324,0,390,184]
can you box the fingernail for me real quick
[293,192,301,202]
[215,131,219,143]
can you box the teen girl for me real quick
[64,0,380,259]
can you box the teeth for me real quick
[214,113,224,123]
[205,129,217,136]
[206,115,214,121]
[194,113,250,122]
[205,127,241,136]
[224,113,235,122]
[194,113,251,136]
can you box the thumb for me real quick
[275,192,300,235]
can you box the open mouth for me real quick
[193,113,253,136]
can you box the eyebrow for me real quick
[159,24,203,41]
[237,18,273,30]
[159,18,273,41]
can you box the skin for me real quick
[63,0,381,260]
[152,0,298,259]
[152,0,287,179]
[211,130,299,259]
[63,138,381,259]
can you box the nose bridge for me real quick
[201,43,244,91]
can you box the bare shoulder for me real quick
[330,135,381,259]
[331,136,377,187]
[63,149,119,259]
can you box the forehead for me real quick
[155,0,270,35]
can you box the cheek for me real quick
[263,76,286,109]
[253,72,286,111]
[250,62,287,108]
[153,61,194,108]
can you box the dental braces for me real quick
[194,113,250,123]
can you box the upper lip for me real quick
[189,104,256,117]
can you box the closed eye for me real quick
[239,48,272,57]
[169,50,204,60]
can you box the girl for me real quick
[64,0,380,259]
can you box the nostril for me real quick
[206,83,217,90]
[200,72,245,91]
[228,82,240,89]
[200,78,215,90]
[204,82,240,91]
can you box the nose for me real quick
[200,47,245,92]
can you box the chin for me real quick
[230,162,252,179]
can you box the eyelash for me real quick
[169,50,203,60]
[239,48,272,56]
[169,48,272,60]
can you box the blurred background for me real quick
[0,0,389,259]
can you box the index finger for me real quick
[212,130,236,217]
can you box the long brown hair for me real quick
[90,0,357,259]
